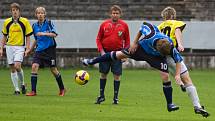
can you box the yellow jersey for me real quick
[2,17,33,46]
[158,20,186,47]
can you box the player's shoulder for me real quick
[19,17,30,23]
[3,17,13,24]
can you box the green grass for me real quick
[0,68,214,121]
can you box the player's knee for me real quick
[32,63,39,72]
[114,75,121,80]
[160,71,169,81]
[100,73,107,79]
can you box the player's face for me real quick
[36,10,45,22]
[111,10,121,22]
[11,8,20,19]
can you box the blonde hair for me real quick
[161,6,176,20]
[35,6,46,15]
[156,39,172,55]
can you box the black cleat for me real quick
[21,85,27,94]
[167,103,179,112]
[95,96,105,104]
[112,98,119,104]
[180,85,186,92]
[194,106,210,118]
[14,91,20,95]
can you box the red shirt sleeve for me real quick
[96,23,104,52]
[124,23,130,49]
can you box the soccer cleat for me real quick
[180,85,186,92]
[95,96,105,104]
[82,59,91,66]
[14,91,20,95]
[26,91,37,96]
[112,98,119,104]
[21,85,27,94]
[194,106,210,118]
[167,103,179,112]
[59,89,66,96]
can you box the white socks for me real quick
[11,72,19,91]
[186,85,201,108]
[17,69,24,85]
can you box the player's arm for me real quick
[129,31,141,54]
[0,36,7,57]
[96,24,105,55]
[175,28,184,52]
[36,32,57,38]
[124,23,130,49]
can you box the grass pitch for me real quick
[0,68,214,121]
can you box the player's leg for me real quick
[26,63,39,96]
[166,57,186,92]
[181,71,210,117]
[6,46,20,94]
[50,67,66,96]
[9,64,20,95]
[142,52,179,112]
[111,60,122,104]
[13,46,26,94]
[82,50,128,66]
[160,71,179,112]
[95,61,110,104]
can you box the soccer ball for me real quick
[74,70,89,85]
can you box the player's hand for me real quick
[175,75,183,85]
[36,32,46,36]
[129,43,138,54]
[24,49,31,57]
[0,49,3,57]
[177,44,184,52]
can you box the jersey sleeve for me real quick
[2,20,8,36]
[96,23,104,52]
[124,23,130,49]
[49,21,58,35]
[171,48,183,63]
[24,19,33,36]
[174,21,186,32]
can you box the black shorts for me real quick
[121,45,169,73]
[99,60,122,76]
[32,46,57,67]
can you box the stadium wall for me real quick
[0,20,215,69]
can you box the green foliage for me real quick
[0,68,214,121]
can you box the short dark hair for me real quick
[109,5,122,14]
[10,3,20,10]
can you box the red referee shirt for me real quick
[96,19,130,52]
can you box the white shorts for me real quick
[6,46,25,65]
[167,56,188,75]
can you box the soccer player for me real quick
[25,7,65,96]
[82,22,209,117]
[0,3,32,95]
[94,5,130,104]
[158,6,210,117]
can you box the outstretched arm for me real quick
[129,31,142,54]
[175,28,184,52]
